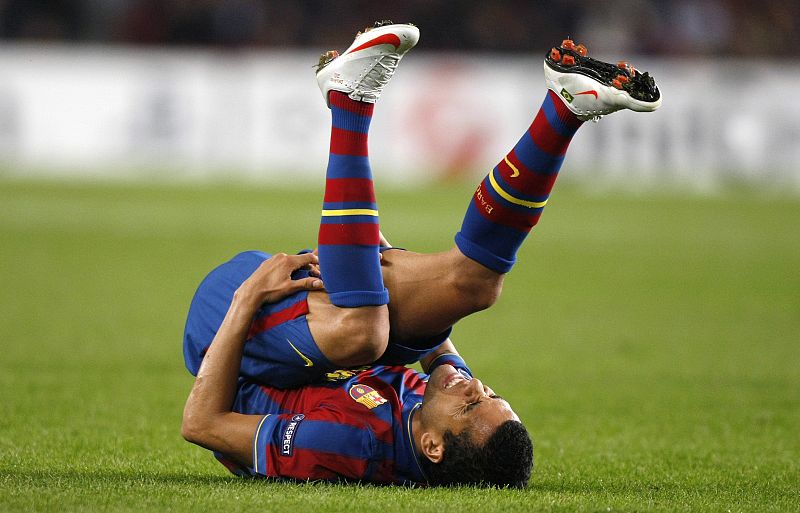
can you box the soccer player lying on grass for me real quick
[182,22,661,486]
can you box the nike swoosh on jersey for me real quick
[347,33,402,54]
[287,339,314,367]
[575,90,598,99]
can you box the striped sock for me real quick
[318,91,388,307]
[455,90,583,273]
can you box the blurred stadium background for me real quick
[2,2,799,512]
[0,0,798,189]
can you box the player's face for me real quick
[420,364,518,444]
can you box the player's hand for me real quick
[305,251,321,278]
[237,253,324,306]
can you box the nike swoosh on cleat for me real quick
[287,339,314,367]
[347,33,402,54]
[575,90,598,98]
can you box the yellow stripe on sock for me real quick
[488,170,548,209]
[321,208,379,217]
[504,156,520,177]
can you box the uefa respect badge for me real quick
[281,414,305,456]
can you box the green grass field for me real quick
[1,179,798,512]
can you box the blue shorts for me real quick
[183,251,450,389]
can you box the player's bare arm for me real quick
[182,253,323,466]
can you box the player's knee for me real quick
[341,330,389,366]
[340,323,389,366]
[329,308,390,366]
[455,275,504,312]
[474,280,503,310]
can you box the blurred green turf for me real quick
[0,179,798,512]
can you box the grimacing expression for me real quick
[420,364,518,444]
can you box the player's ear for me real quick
[420,431,444,463]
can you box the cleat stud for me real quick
[562,55,575,66]
[616,74,629,83]
[629,67,636,77]
[612,79,623,89]
[575,44,588,57]
[550,48,562,61]
[617,61,628,69]
[561,39,575,50]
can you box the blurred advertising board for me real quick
[0,46,797,191]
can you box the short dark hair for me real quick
[420,420,533,488]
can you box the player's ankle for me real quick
[329,91,375,114]
[548,89,584,127]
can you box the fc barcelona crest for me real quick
[349,384,387,409]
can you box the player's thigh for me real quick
[379,247,504,342]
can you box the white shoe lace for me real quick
[353,55,399,102]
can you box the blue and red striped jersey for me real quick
[222,364,430,485]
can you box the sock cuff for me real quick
[454,232,515,274]
[329,91,375,117]
[328,288,390,308]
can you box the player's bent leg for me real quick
[368,64,587,346]
[309,22,419,366]
[378,248,504,342]
[185,38,662,386]
[352,41,661,350]
[308,247,502,355]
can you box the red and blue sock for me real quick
[455,90,582,273]
[318,92,388,307]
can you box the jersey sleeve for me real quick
[251,408,380,481]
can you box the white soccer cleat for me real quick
[544,39,662,121]
[316,20,419,107]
